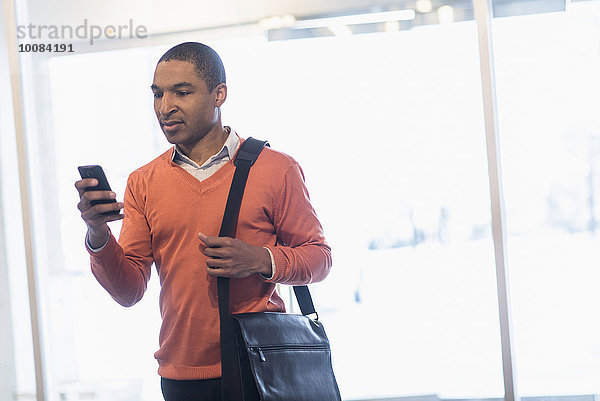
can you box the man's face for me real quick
[151,60,226,147]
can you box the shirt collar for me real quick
[171,126,239,168]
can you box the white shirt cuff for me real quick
[86,231,109,253]
[259,247,276,280]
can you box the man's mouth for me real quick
[161,120,183,134]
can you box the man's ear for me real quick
[214,83,227,106]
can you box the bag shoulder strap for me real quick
[217,137,318,318]
[218,137,269,317]
[293,286,318,318]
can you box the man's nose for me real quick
[159,94,177,117]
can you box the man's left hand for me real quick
[198,232,272,278]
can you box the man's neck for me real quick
[178,125,229,166]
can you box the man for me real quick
[75,42,332,401]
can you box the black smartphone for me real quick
[78,165,120,215]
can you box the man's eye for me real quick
[153,93,163,99]
[176,91,190,96]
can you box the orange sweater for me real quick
[88,143,332,380]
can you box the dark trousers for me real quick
[161,377,222,401]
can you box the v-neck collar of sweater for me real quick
[166,134,245,194]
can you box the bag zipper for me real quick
[250,345,329,362]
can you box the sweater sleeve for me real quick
[87,174,153,307]
[264,162,332,285]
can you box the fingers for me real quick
[80,202,124,227]
[198,233,236,276]
[77,194,122,214]
[198,234,230,265]
[204,245,232,277]
[198,235,270,279]
[76,178,124,230]
[80,202,124,217]
[75,178,98,197]
[76,179,118,209]
[197,233,238,257]
[198,232,231,247]
[77,189,117,208]
[198,232,208,243]
[203,247,225,259]
[205,257,228,269]
[206,266,230,278]
[86,211,124,226]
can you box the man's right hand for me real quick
[75,178,124,249]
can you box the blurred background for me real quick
[1,0,600,400]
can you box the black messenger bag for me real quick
[217,138,342,401]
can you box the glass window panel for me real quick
[492,1,600,395]
[45,48,164,401]
[1,3,39,399]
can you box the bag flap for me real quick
[231,312,330,348]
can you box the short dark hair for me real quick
[158,42,226,92]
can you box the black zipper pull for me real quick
[258,348,266,362]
